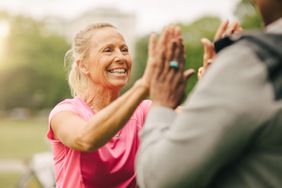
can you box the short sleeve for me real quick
[47,99,80,141]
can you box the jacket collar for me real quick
[266,18,282,34]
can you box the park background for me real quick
[0,0,261,187]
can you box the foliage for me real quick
[130,34,149,86]
[234,0,263,29]
[179,16,221,92]
[0,14,71,111]
[0,0,263,111]
[0,118,49,188]
[0,172,22,188]
[132,0,262,96]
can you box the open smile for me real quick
[107,68,128,75]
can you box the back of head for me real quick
[64,23,116,96]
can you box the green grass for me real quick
[0,172,22,188]
[0,171,42,188]
[0,118,51,188]
[0,118,50,159]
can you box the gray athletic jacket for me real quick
[136,18,282,188]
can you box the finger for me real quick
[230,21,240,34]
[214,20,229,41]
[148,32,158,58]
[236,27,243,34]
[157,26,169,63]
[183,68,195,80]
[163,26,175,65]
[167,40,177,63]
[173,26,181,40]
[233,22,243,34]
[206,59,213,67]
[164,40,177,80]
[177,37,185,71]
[201,38,215,69]
[171,70,183,87]
[163,26,177,64]
[197,67,204,80]
[167,37,181,82]
[147,33,158,72]
[201,38,213,60]
[176,69,194,96]
[172,26,183,69]
[160,26,173,53]
[156,27,171,75]
[158,26,169,46]
[174,69,195,100]
[175,83,187,107]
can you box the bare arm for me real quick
[50,29,173,152]
[51,81,148,152]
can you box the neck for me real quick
[261,1,282,26]
[81,84,120,112]
[264,14,282,26]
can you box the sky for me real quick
[0,0,241,34]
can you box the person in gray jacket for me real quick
[136,0,282,187]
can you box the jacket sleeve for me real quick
[136,42,277,188]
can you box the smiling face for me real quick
[82,27,132,90]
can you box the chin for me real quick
[108,80,129,90]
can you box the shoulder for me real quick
[209,38,266,83]
[48,97,83,123]
[201,39,268,94]
[47,97,85,140]
[214,31,282,70]
[192,39,276,127]
[217,39,259,62]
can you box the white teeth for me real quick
[108,69,126,73]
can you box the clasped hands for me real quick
[141,21,242,109]
[139,25,194,109]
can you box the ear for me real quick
[77,59,89,75]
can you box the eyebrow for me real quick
[101,43,128,48]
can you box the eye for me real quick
[103,47,113,53]
[121,47,129,53]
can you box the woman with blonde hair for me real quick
[47,23,190,188]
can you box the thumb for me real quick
[184,68,195,80]
[201,38,215,69]
[197,67,204,80]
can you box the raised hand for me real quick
[197,20,243,79]
[149,26,194,109]
[214,20,243,41]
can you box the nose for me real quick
[113,50,127,63]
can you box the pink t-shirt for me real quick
[47,96,151,188]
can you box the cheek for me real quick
[93,57,110,72]
[127,57,133,70]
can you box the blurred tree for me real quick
[131,2,263,98]
[130,34,149,87]
[179,16,221,93]
[234,0,263,29]
[0,0,264,112]
[0,14,70,112]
